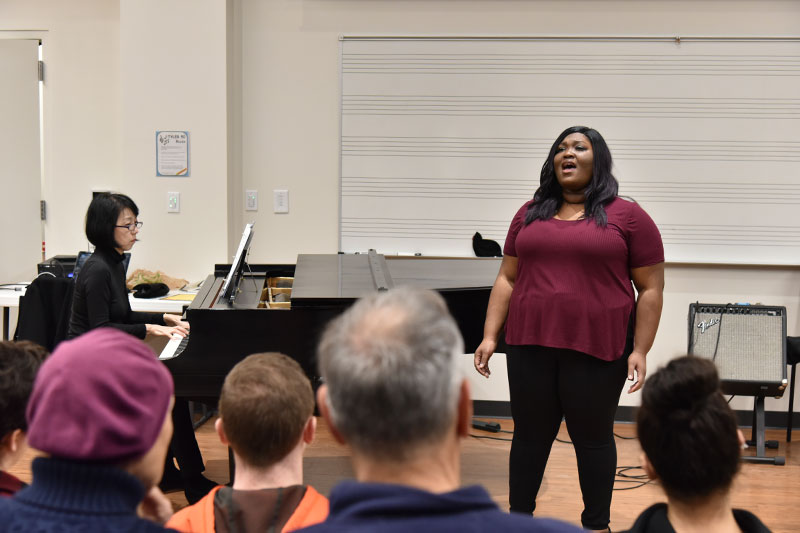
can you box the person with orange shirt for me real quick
[167,352,328,533]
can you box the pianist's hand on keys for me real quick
[160,333,190,360]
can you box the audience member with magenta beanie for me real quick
[626,356,771,533]
[0,328,178,532]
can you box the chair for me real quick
[787,336,800,442]
[14,275,75,351]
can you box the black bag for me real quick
[132,282,170,299]
[472,232,502,257]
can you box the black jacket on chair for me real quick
[14,275,75,351]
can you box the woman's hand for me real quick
[474,338,497,378]
[163,313,190,331]
[138,486,173,524]
[146,324,188,338]
[627,351,646,394]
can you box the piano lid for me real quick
[291,253,501,308]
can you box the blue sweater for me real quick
[0,457,174,532]
[299,481,581,532]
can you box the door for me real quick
[0,39,42,283]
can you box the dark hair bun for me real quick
[637,356,741,501]
[643,357,720,422]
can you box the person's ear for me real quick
[215,417,230,447]
[317,385,346,445]
[456,379,472,438]
[10,429,26,454]
[302,415,317,445]
[640,452,658,481]
[0,429,25,454]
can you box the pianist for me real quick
[67,192,188,340]
[67,192,215,504]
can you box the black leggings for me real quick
[506,343,630,530]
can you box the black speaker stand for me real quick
[742,395,784,466]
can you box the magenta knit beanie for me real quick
[26,328,173,463]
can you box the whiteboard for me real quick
[339,37,800,265]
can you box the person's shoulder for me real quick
[605,196,638,213]
[165,486,219,532]
[78,253,114,280]
[605,196,654,223]
[623,502,669,533]
[0,470,24,497]
[732,508,772,533]
[83,253,112,272]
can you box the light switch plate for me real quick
[167,192,180,213]
[245,190,258,211]
[273,189,289,213]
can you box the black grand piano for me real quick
[160,251,501,403]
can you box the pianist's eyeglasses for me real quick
[115,221,143,232]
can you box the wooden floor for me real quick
[10,418,800,532]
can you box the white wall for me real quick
[238,0,800,410]
[2,0,231,283]
[119,0,230,282]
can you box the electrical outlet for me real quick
[245,190,258,211]
[273,189,289,213]
[167,192,180,213]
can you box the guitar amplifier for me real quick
[687,303,787,397]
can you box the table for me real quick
[0,284,194,340]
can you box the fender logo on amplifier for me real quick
[697,318,720,334]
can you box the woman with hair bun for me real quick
[475,126,665,531]
[628,356,770,532]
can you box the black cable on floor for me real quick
[616,466,649,479]
[468,435,653,492]
[469,434,512,442]
[613,465,651,491]
[613,479,651,490]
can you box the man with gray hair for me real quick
[302,287,580,532]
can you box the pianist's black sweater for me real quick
[67,248,164,339]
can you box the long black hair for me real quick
[524,126,618,227]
